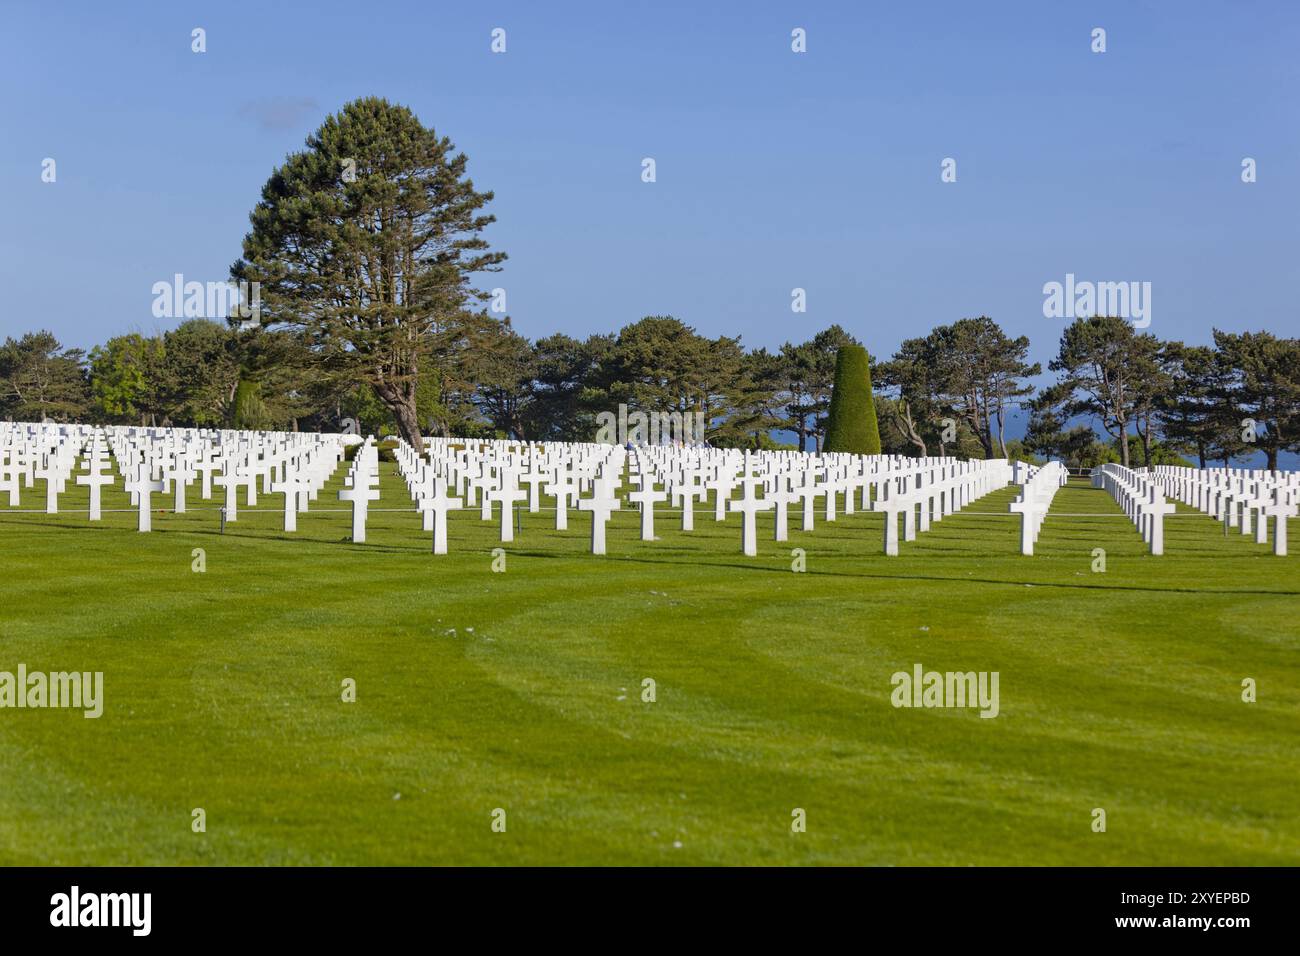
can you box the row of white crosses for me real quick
[37,433,83,513]
[0,423,92,511]
[0,423,44,504]
[867,457,1014,555]
[109,427,347,533]
[0,422,350,533]
[114,432,168,532]
[401,438,630,554]
[1092,463,1177,556]
[1008,461,1069,555]
[384,436,1018,558]
[629,447,1018,556]
[269,444,342,532]
[1151,464,1297,556]
[0,423,150,523]
[76,433,115,519]
[32,423,1296,561]
[393,440,462,553]
[338,439,381,542]
[2,425,122,522]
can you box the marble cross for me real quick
[0,461,19,507]
[167,459,193,514]
[214,465,242,521]
[628,480,667,541]
[672,471,706,532]
[491,476,527,543]
[577,479,621,555]
[796,473,819,532]
[195,454,221,500]
[1008,493,1042,556]
[125,475,166,532]
[339,479,380,543]
[710,471,735,522]
[76,463,114,521]
[545,471,579,531]
[36,460,62,514]
[271,471,307,532]
[418,478,463,554]
[521,466,550,514]
[871,481,909,557]
[729,478,773,556]
[1262,488,1296,556]
[472,471,496,521]
[768,474,793,542]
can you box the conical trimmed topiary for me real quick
[823,345,881,454]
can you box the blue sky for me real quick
[3,0,1298,382]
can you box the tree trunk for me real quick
[897,402,927,456]
[393,401,423,450]
[967,407,994,457]
[374,382,423,450]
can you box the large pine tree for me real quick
[232,97,506,448]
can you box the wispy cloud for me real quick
[238,96,321,132]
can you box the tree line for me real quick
[879,313,1298,471]
[3,97,1296,470]
[4,313,1295,469]
[0,316,856,451]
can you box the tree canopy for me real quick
[231,96,506,449]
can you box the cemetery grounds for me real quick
[0,466,1296,866]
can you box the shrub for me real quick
[344,439,398,463]
[823,345,881,455]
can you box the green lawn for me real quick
[0,472,1296,865]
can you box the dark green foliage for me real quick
[232,96,507,449]
[231,378,272,430]
[14,306,1298,469]
[1211,329,1300,471]
[777,324,860,452]
[344,439,398,462]
[823,345,881,454]
[0,331,90,422]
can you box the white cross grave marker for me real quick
[76,465,114,521]
[577,480,621,555]
[125,476,166,532]
[339,480,380,543]
[729,479,773,557]
[418,478,463,555]
[628,480,667,541]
